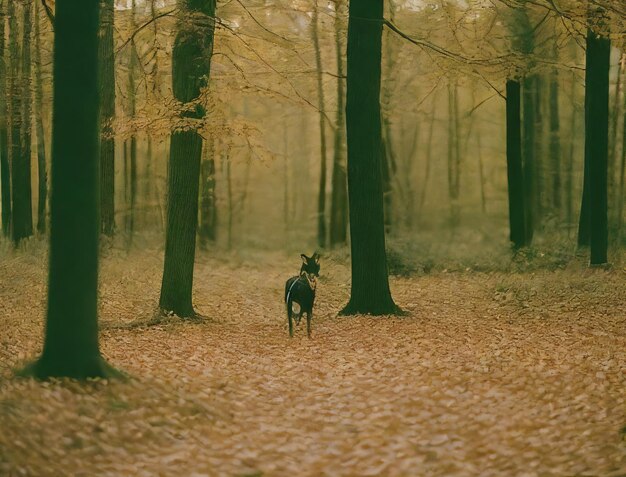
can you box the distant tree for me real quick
[506,80,527,249]
[312,0,328,249]
[10,0,34,245]
[340,0,398,316]
[23,0,118,379]
[126,0,139,244]
[99,0,116,236]
[329,0,347,248]
[159,0,217,317]
[34,0,48,234]
[579,11,610,265]
[199,137,217,246]
[0,0,10,237]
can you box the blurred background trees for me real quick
[0,0,624,267]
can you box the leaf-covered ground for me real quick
[1,247,625,476]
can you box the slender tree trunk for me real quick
[549,68,562,212]
[329,0,347,247]
[608,54,624,234]
[126,0,138,244]
[0,0,10,237]
[198,136,217,247]
[99,0,115,236]
[418,102,436,219]
[447,78,461,226]
[340,0,398,316]
[159,0,217,317]
[566,73,577,235]
[506,80,527,249]
[34,0,47,234]
[23,0,118,379]
[617,69,626,244]
[584,25,610,265]
[522,76,536,244]
[12,0,34,245]
[312,0,327,249]
[477,132,487,214]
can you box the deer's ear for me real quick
[314,254,320,264]
[301,254,308,264]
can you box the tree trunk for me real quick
[522,75,536,244]
[312,0,327,249]
[340,0,398,316]
[34,0,48,234]
[617,69,626,244]
[126,0,138,244]
[99,0,115,236]
[585,25,610,265]
[447,78,461,226]
[199,136,217,247]
[159,0,217,317]
[11,0,34,245]
[506,80,527,249]
[0,0,10,237]
[549,69,561,212]
[329,0,347,248]
[418,102,436,219]
[23,0,118,379]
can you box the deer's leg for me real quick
[306,311,312,338]
[287,303,294,338]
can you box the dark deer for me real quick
[285,253,320,338]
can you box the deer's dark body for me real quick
[285,254,320,338]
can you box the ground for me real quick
[0,245,625,476]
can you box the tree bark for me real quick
[549,69,561,212]
[24,0,118,379]
[99,0,115,236]
[159,0,216,317]
[506,80,527,249]
[126,0,138,244]
[340,0,398,316]
[199,136,217,247]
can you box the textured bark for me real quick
[0,0,10,237]
[24,0,118,379]
[34,0,48,234]
[312,0,327,249]
[329,0,347,248]
[159,0,216,317]
[340,0,398,316]
[506,80,527,249]
[99,0,115,236]
[12,0,34,245]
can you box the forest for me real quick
[0,0,625,475]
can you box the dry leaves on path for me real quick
[0,249,625,476]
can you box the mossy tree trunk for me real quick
[340,0,398,316]
[24,0,118,379]
[159,0,217,317]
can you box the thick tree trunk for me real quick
[506,80,527,249]
[159,0,216,317]
[584,26,610,265]
[99,0,115,236]
[340,0,398,316]
[312,0,327,249]
[329,0,347,247]
[0,0,10,237]
[24,0,117,379]
[34,0,48,234]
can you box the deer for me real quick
[284,253,320,338]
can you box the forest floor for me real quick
[1,243,626,476]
